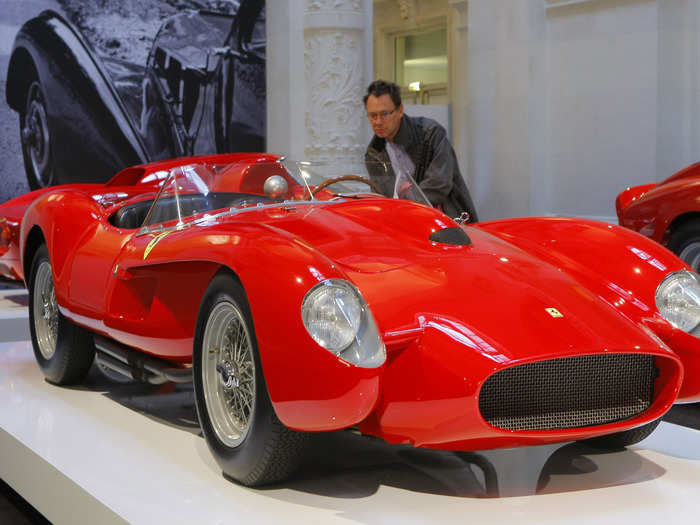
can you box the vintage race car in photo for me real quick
[617,161,700,272]
[1,152,700,486]
[5,1,265,190]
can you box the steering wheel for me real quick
[308,174,383,199]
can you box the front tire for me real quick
[668,220,700,271]
[582,419,660,449]
[28,245,95,384]
[193,273,309,486]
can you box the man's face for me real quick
[365,94,403,141]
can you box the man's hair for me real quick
[363,80,402,107]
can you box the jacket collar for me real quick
[369,114,414,154]
[392,114,413,149]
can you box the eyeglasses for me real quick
[367,108,398,121]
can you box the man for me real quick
[363,80,478,221]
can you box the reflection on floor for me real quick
[2,288,700,524]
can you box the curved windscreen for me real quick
[137,159,431,234]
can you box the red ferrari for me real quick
[2,153,700,486]
[617,161,700,270]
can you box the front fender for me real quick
[114,222,382,432]
[477,217,700,401]
[618,179,700,243]
[6,10,148,183]
[476,217,684,314]
[616,183,657,224]
[235,228,382,431]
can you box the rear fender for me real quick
[0,188,59,281]
[20,189,103,304]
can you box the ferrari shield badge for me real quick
[144,232,170,260]
[545,307,564,318]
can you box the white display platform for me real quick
[3,319,700,523]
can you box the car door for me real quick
[101,223,219,360]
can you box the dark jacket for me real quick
[365,114,478,221]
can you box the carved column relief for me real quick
[304,0,368,162]
[396,0,414,21]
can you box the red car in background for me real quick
[2,153,700,486]
[617,162,700,270]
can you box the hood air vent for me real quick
[429,227,471,246]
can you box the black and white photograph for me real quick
[1,0,265,201]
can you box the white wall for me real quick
[464,0,548,220]
[547,0,659,220]
[657,0,700,179]
[404,104,451,140]
[460,0,677,222]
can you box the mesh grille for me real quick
[479,354,655,431]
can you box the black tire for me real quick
[28,245,95,385]
[20,80,55,190]
[193,273,309,486]
[668,219,700,271]
[582,419,661,449]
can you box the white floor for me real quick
[2,291,700,524]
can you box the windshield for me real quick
[137,159,432,235]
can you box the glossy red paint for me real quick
[1,153,697,450]
[0,187,60,280]
[617,161,700,243]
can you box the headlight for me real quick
[301,279,385,368]
[655,270,700,334]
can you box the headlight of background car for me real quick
[656,270,700,335]
[301,279,385,368]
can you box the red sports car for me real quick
[617,161,700,271]
[2,153,700,486]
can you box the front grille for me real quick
[479,353,655,431]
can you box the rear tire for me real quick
[28,244,95,384]
[193,273,309,486]
[668,219,700,271]
[581,419,660,449]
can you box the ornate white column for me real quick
[266,0,372,162]
[304,1,372,162]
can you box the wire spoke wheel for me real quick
[194,275,310,486]
[202,300,256,448]
[28,244,94,385]
[32,260,58,359]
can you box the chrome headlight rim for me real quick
[301,278,386,368]
[301,279,364,353]
[655,269,700,335]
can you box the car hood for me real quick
[264,199,464,273]
[264,199,664,361]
